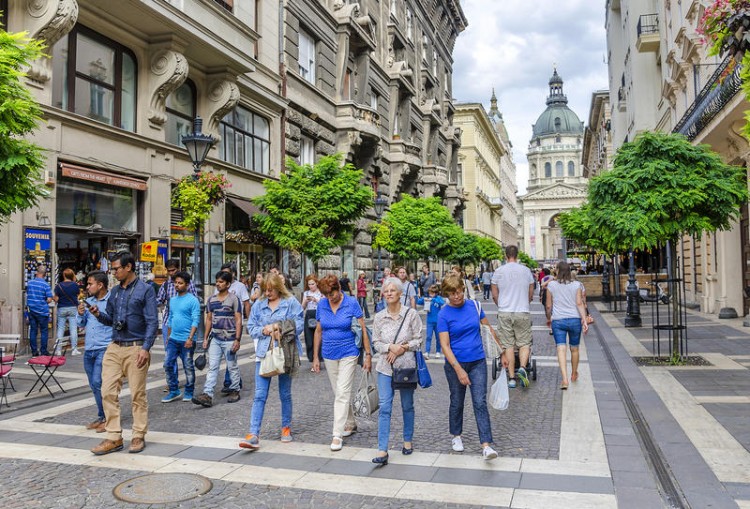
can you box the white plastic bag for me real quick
[490,368,510,411]
[259,339,286,377]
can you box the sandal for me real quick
[330,437,343,451]
[560,383,568,390]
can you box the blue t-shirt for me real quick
[316,294,363,360]
[168,293,201,342]
[27,277,53,316]
[437,299,485,363]
[426,295,445,323]
[55,281,80,308]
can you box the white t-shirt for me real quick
[547,280,583,321]
[401,280,415,307]
[491,262,534,313]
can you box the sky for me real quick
[452,0,609,195]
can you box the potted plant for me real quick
[171,171,231,231]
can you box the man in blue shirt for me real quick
[77,270,112,433]
[26,266,53,356]
[156,259,197,383]
[163,271,200,403]
[89,252,157,456]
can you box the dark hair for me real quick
[318,274,341,295]
[174,271,191,284]
[556,261,573,284]
[505,245,519,259]
[220,262,236,275]
[115,252,136,272]
[215,271,233,284]
[166,258,180,270]
[269,263,280,271]
[542,268,550,276]
[87,270,108,288]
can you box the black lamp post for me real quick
[181,117,216,301]
[624,248,642,327]
[374,192,388,287]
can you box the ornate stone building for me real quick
[582,90,612,179]
[519,70,587,261]
[282,0,468,276]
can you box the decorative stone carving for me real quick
[317,141,336,155]
[147,49,189,128]
[205,79,240,139]
[25,0,79,83]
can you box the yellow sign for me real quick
[140,241,159,262]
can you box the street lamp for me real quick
[373,192,388,287]
[181,117,216,300]
[624,248,642,327]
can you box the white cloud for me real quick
[452,0,609,194]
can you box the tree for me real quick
[476,236,504,263]
[518,251,538,269]
[372,195,463,262]
[0,27,48,223]
[254,154,374,263]
[448,232,481,267]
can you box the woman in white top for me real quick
[545,261,588,390]
[301,275,323,364]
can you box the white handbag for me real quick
[259,339,286,377]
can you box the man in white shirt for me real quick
[491,245,535,388]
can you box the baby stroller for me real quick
[492,350,537,381]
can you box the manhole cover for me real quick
[113,473,212,504]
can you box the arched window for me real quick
[555,161,563,177]
[219,105,271,174]
[544,162,552,178]
[568,161,575,176]
[165,80,196,146]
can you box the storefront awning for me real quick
[228,197,260,218]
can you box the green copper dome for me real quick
[531,69,583,139]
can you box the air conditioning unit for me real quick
[44,169,55,186]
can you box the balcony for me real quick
[636,14,660,53]
[673,56,742,141]
[336,102,381,139]
[390,138,422,166]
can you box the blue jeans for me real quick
[223,357,243,389]
[162,324,178,377]
[164,340,195,394]
[483,284,491,300]
[444,359,493,444]
[249,362,293,435]
[56,306,78,348]
[551,317,583,347]
[358,296,370,318]
[377,373,415,452]
[28,312,49,354]
[204,339,241,397]
[83,348,106,421]
[425,322,441,354]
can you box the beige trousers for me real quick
[324,355,359,438]
[101,342,150,441]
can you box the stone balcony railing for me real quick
[336,101,381,138]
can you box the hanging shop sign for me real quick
[140,240,159,263]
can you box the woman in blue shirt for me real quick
[438,275,506,461]
[312,275,372,451]
[241,274,303,450]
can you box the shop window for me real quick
[51,25,137,131]
[300,136,314,165]
[555,160,563,177]
[544,162,552,178]
[56,178,137,231]
[568,161,575,176]
[219,105,271,174]
[298,28,316,84]
[165,80,196,146]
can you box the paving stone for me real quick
[519,472,614,494]
[173,446,239,462]
[430,467,521,488]
[614,487,668,509]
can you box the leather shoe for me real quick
[95,421,107,433]
[91,438,123,456]
[129,437,146,454]
[86,419,103,430]
[371,453,389,466]
[402,446,413,455]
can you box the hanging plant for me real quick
[171,171,231,231]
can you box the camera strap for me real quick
[114,278,138,326]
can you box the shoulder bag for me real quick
[391,309,418,390]
[415,350,432,388]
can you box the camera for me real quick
[114,320,127,331]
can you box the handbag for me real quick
[474,300,502,359]
[415,350,432,389]
[390,310,417,390]
[352,370,379,418]
[259,337,286,377]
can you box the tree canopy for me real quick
[0,27,48,223]
[518,251,538,269]
[560,132,748,252]
[476,236,504,263]
[372,195,463,261]
[253,154,374,262]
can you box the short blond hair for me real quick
[262,273,291,299]
[441,274,465,296]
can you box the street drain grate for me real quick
[113,473,212,504]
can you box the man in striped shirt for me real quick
[26,266,54,356]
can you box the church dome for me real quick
[531,69,583,138]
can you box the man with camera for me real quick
[89,252,158,455]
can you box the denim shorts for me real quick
[551,317,582,347]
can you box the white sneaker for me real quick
[71,349,81,356]
[424,353,430,360]
[451,436,464,452]
[483,445,498,460]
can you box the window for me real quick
[370,91,378,110]
[298,29,316,84]
[300,136,314,165]
[568,161,575,176]
[406,8,413,40]
[544,162,551,178]
[218,105,271,174]
[554,117,561,130]
[432,49,438,75]
[165,80,196,146]
[422,35,429,63]
[213,0,233,11]
[52,26,137,131]
[556,161,563,177]
[390,0,397,17]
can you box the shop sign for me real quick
[61,163,148,191]
[24,227,52,287]
[140,240,159,262]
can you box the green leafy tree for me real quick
[448,232,482,267]
[476,236,504,263]
[372,195,463,262]
[0,27,48,223]
[518,251,538,269]
[254,154,374,263]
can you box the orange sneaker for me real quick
[280,427,292,443]
[239,434,260,450]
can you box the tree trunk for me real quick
[666,239,680,359]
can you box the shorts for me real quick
[496,312,532,349]
[551,317,582,347]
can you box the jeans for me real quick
[425,322,441,354]
[205,339,241,397]
[357,296,370,319]
[249,361,293,435]
[83,348,106,421]
[483,284,491,300]
[164,340,195,394]
[444,359,493,444]
[377,373,415,452]
[28,312,49,355]
[303,309,317,362]
[56,306,78,348]
[551,317,583,347]
[162,324,178,378]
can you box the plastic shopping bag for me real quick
[490,368,510,411]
